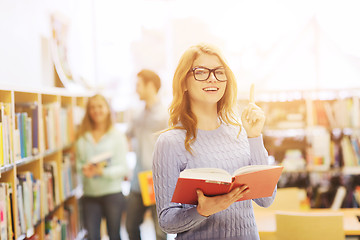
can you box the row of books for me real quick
[269,127,360,172]
[16,171,41,238]
[45,208,77,240]
[6,160,76,239]
[258,97,360,130]
[310,98,360,129]
[306,129,360,170]
[43,161,61,216]
[62,154,77,200]
[43,205,78,240]
[0,101,82,165]
[43,103,84,151]
[43,158,76,217]
[43,102,78,152]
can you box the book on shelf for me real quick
[138,170,156,206]
[13,129,21,161]
[8,185,14,240]
[306,126,331,171]
[341,136,359,167]
[43,171,54,214]
[63,152,78,192]
[0,182,15,240]
[64,204,78,240]
[0,122,3,166]
[17,171,40,236]
[313,100,330,128]
[32,180,41,225]
[0,183,8,240]
[17,172,33,233]
[16,183,26,235]
[43,103,61,151]
[171,165,284,205]
[15,102,39,158]
[62,155,73,199]
[0,182,14,240]
[44,161,61,206]
[351,136,360,165]
[0,102,14,165]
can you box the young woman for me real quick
[152,44,276,240]
[76,94,128,240]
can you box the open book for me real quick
[86,152,112,168]
[171,165,284,205]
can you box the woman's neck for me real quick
[92,122,107,133]
[145,95,158,109]
[91,123,108,143]
[191,103,220,130]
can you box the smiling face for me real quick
[88,96,110,126]
[186,53,227,108]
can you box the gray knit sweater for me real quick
[152,123,276,240]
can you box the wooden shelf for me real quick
[0,87,89,239]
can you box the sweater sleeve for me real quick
[152,133,207,234]
[102,131,129,180]
[248,134,277,208]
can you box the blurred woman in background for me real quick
[76,94,128,240]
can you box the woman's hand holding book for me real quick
[196,185,250,217]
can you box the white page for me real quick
[179,168,232,183]
[232,165,280,176]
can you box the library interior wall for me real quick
[0,0,95,89]
[1,1,360,98]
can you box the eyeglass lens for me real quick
[193,68,227,81]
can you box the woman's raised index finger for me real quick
[250,83,255,103]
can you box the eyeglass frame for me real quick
[189,67,228,82]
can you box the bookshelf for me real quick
[0,86,88,240]
[239,88,360,208]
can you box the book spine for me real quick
[21,112,28,158]
[32,106,38,155]
[26,117,32,157]
[0,123,4,167]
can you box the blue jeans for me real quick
[82,192,126,240]
[125,191,166,240]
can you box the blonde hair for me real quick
[77,94,113,138]
[168,43,241,153]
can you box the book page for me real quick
[232,165,281,176]
[179,168,232,183]
[88,152,113,165]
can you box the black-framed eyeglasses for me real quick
[190,67,227,82]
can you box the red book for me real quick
[171,165,284,205]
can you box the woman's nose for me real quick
[207,72,217,83]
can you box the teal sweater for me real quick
[76,127,128,197]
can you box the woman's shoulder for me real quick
[156,128,185,147]
[160,127,185,137]
[107,127,126,141]
[76,132,88,144]
[108,126,125,136]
